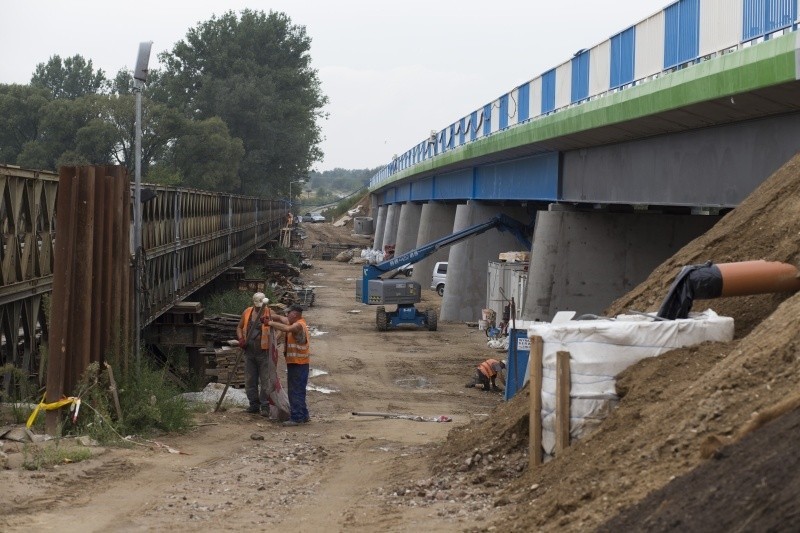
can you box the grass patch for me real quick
[204,289,257,316]
[22,442,93,470]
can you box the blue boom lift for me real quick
[357,214,533,331]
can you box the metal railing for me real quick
[370,0,800,189]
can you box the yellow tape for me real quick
[26,393,80,429]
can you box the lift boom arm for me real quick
[360,213,532,303]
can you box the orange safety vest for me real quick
[478,359,501,379]
[240,306,270,350]
[285,317,311,365]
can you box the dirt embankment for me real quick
[432,154,800,531]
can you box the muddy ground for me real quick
[2,153,800,532]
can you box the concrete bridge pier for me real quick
[372,205,388,251]
[382,203,401,250]
[411,202,457,289]
[394,202,422,256]
[440,202,532,322]
[523,206,720,321]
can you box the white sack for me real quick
[527,310,734,455]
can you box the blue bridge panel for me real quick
[665,0,700,68]
[470,111,479,141]
[394,182,411,203]
[410,177,434,201]
[500,94,509,129]
[475,153,560,200]
[611,27,635,88]
[518,83,530,122]
[743,0,798,41]
[483,104,492,136]
[433,168,473,200]
[542,69,556,113]
[571,51,590,103]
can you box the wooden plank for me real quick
[529,335,544,469]
[555,350,571,455]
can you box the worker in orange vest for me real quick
[236,292,271,415]
[465,358,506,392]
[268,304,311,426]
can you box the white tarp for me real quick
[527,310,734,455]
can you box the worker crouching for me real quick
[465,358,506,392]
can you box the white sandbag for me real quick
[527,310,734,456]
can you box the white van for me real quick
[430,261,448,296]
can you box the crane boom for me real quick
[359,213,532,304]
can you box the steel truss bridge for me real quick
[0,165,288,396]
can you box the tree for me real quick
[31,54,107,99]
[0,84,50,165]
[170,117,245,191]
[159,9,328,195]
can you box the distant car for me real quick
[303,212,326,223]
[430,261,447,296]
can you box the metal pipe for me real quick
[134,84,142,368]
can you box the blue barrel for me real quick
[504,328,530,401]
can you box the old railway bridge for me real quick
[0,164,288,397]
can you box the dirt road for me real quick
[1,223,508,532]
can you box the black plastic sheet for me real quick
[657,261,723,320]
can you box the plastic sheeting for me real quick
[527,310,734,456]
[360,249,385,264]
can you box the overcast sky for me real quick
[2,0,668,172]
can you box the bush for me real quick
[116,362,192,435]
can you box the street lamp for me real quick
[289,179,305,212]
[132,41,152,368]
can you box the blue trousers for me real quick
[287,363,309,422]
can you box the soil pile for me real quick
[430,153,800,531]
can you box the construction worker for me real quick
[465,358,506,392]
[236,292,271,415]
[268,305,311,426]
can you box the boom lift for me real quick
[357,214,533,331]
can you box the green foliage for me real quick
[22,442,92,470]
[322,189,369,221]
[30,54,107,99]
[116,362,192,436]
[308,167,377,192]
[268,244,300,267]
[0,84,51,165]
[204,290,256,317]
[145,165,183,186]
[159,9,328,194]
[62,360,192,444]
[170,117,244,191]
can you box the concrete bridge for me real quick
[367,0,800,322]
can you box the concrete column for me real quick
[411,202,457,288]
[523,207,720,321]
[394,203,423,257]
[369,194,379,219]
[440,202,532,322]
[382,203,401,250]
[372,205,388,250]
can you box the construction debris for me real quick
[351,412,453,423]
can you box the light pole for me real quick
[132,41,152,368]
[289,179,305,213]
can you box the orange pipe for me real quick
[717,260,800,297]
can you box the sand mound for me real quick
[430,152,800,531]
